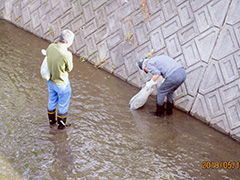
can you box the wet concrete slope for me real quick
[0,20,239,180]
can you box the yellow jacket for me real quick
[46,43,73,85]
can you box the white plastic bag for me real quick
[129,78,165,110]
[40,49,50,80]
[129,86,154,110]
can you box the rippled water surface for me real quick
[0,20,240,180]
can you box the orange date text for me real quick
[202,161,240,169]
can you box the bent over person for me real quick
[46,30,75,129]
[138,55,186,117]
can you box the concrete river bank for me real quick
[0,20,239,180]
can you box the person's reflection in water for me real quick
[48,128,75,179]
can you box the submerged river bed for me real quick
[0,20,239,180]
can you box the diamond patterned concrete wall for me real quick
[0,0,240,141]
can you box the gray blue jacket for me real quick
[146,55,182,78]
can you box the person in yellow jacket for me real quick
[46,30,75,129]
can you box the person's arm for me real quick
[65,52,73,72]
[152,74,160,82]
[147,63,161,77]
[145,74,160,88]
[145,64,161,88]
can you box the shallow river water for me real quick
[0,20,240,180]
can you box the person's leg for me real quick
[47,81,58,125]
[48,109,57,125]
[155,81,172,117]
[166,68,186,115]
[156,68,186,116]
[157,79,175,105]
[48,83,59,110]
[57,81,72,129]
[166,92,174,115]
[167,92,174,104]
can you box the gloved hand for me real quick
[145,79,157,89]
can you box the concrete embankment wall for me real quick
[1,0,240,140]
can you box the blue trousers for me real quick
[157,68,186,106]
[47,80,71,114]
